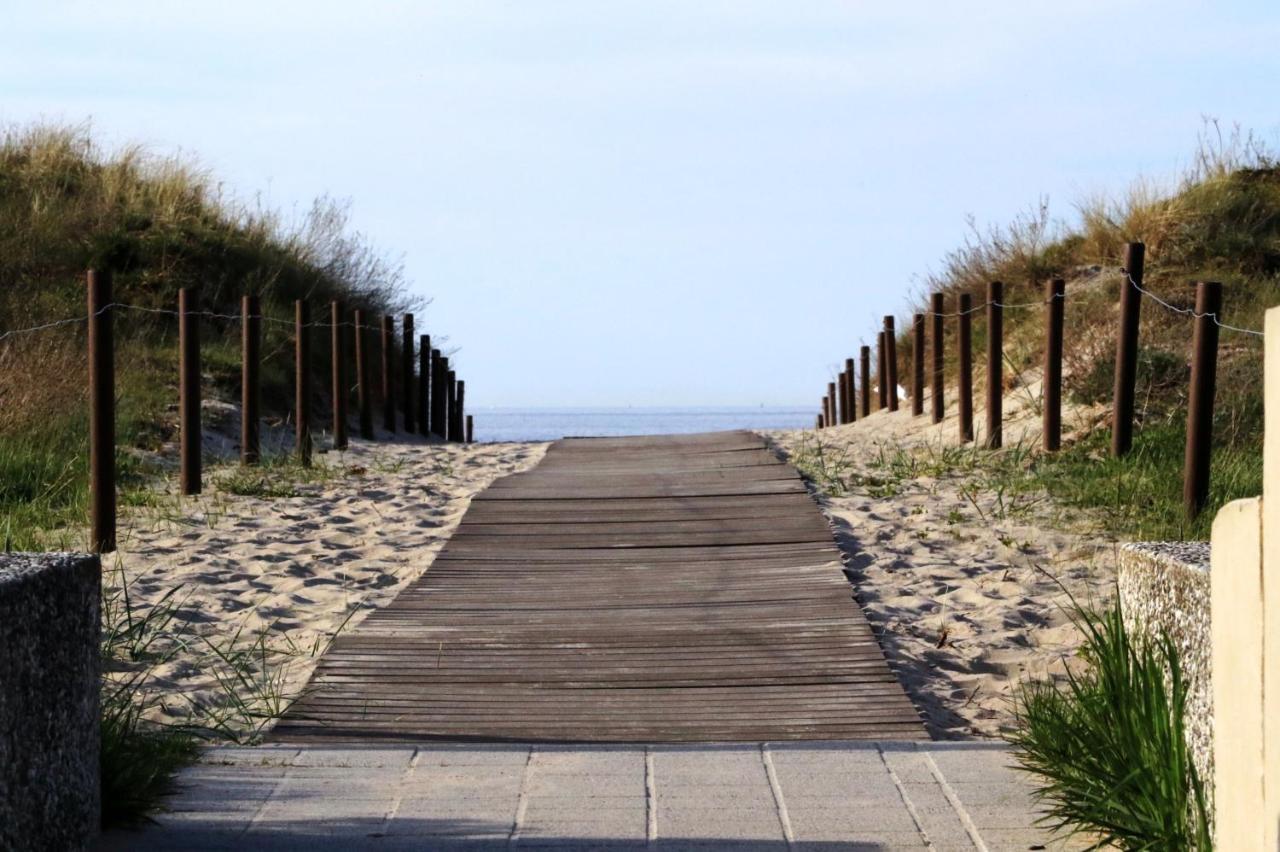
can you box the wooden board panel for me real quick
[273,430,924,743]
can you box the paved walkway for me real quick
[275,432,921,743]
[99,742,1072,851]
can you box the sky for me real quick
[4,1,1279,408]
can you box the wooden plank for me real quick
[273,430,924,743]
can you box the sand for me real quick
[104,430,547,740]
[765,376,1117,739]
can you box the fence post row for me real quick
[242,295,262,465]
[1184,281,1223,519]
[1112,242,1146,457]
[884,316,899,412]
[296,300,312,467]
[332,302,348,451]
[1043,279,1065,452]
[930,293,945,423]
[87,270,116,554]
[985,282,1003,450]
[911,314,925,417]
[957,293,973,444]
[380,315,395,433]
[418,334,431,437]
[354,310,374,440]
[179,287,201,495]
[402,314,415,434]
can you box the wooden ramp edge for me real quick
[273,430,926,742]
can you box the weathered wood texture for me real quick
[274,431,924,743]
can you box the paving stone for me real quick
[785,800,922,836]
[285,747,416,768]
[415,746,532,767]
[654,799,784,841]
[402,765,526,798]
[528,771,647,798]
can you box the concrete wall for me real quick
[1117,541,1212,792]
[0,553,101,852]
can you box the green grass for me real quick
[1011,601,1212,850]
[0,122,417,549]
[213,453,343,499]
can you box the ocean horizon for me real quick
[470,406,813,443]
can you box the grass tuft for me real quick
[1010,600,1212,850]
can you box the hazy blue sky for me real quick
[4,2,1278,407]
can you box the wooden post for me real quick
[827,381,837,426]
[88,270,116,554]
[884,316,899,412]
[380,315,395,433]
[844,358,856,423]
[957,293,974,443]
[836,370,848,425]
[1184,282,1223,518]
[296,301,312,466]
[241,295,261,465]
[876,332,887,410]
[467,414,474,444]
[931,293,945,423]
[354,310,374,440]
[911,314,925,417]
[859,345,871,418]
[1043,279,1066,451]
[331,302,348,451]
[402,314,415,433]
[1112,242,1146,457]
[986,282,1003,449]
[455,379,466,442]
[446,368,458,442]
[178,287,201,495]
[820,398,829,428]
[817,412,824,430]
[418,333,430,437]
[430,349,445,438]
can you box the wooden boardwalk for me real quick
[273,431,925,742]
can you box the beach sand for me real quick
[766,376,1116,739]
[105,431,547,739]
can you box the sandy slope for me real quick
[766,377,1116,739]
[105,433,547,738]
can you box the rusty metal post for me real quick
[179,287,201,494]
[884,316,899,412]
[296,301,312,466]
[331,302,348,450]
[1043,279,1066,451]
[931,293,945,423]
[986,282,1003,449]
[241,295,261,465]
[354,310,374,440]
[957,293,974,443]
[1184,281,1223,519]
[380,315,395,433]
[430,350,445,438]
[418,334,430,437]
[911,313,925,417]
[467,414,474,444]
[402,314,415,433]
[1112,242,1146,457]
[859,345,871,418]
[88,270,116,554]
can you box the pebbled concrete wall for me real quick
[1117,541,1212,794]
[0,553,101,852]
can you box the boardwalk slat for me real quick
[274,430,924,743]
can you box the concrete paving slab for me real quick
[96,740,1074,851]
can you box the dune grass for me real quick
[1012,601,1212,850]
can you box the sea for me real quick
[470,407,813,443]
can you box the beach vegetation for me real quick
[1011,600,1212,850]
